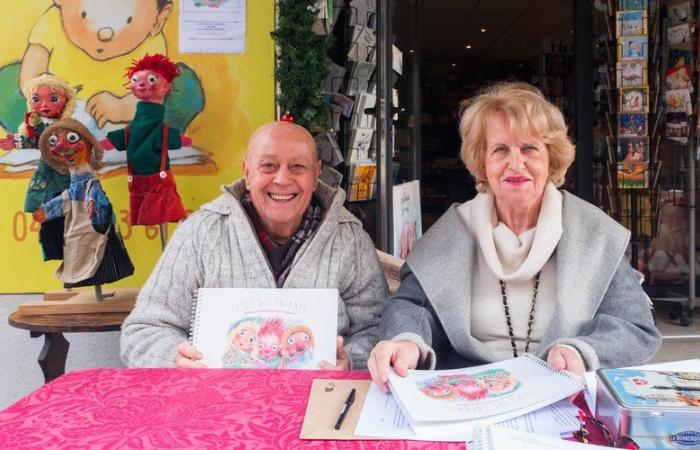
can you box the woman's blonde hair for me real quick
[458,81,575,192]
[19,74,77,138]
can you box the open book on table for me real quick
[189,288,338,369]
[387,354,584,434]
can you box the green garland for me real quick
[272,0,332,130]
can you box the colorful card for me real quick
[618,0,648,10]
[617,61,647,87]
[668,0,692,24]
[616,10,648,37]
[617,137,649,162]
[666,65,693,92]
[666,112,689,143]
[617,162,649,189]
[190,288,338,369]
[668,49,692,68]
[619,113,648,137]
[620,86,650,112]
[666,88,692,114]
[667,23,692,48]
[618,36,648,61]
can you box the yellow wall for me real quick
[0,0,275,292]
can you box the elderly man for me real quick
[120,121,387,369]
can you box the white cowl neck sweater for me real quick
[458,182,563,360]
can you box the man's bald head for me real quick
[245,121,318,161]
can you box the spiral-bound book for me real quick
[387,354,584,432]
[189,288,338,369]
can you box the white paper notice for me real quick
[179,0,246,54]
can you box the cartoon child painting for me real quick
[473,369,519,396]
[419,382,460,400]
[257,318,286,369]
[0,0,204,160]
[281,324,315,368]
[222,319,262,368]
[439,375,489,401]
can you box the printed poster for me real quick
[179,0,246,53]
[392,180,422,259]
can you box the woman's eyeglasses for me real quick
[574,411,639,449]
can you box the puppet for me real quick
[101,53,188,231]
[33,119,134,295]
[0,74,76,261]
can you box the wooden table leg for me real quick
[30,331,70,383]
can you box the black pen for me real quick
[334,388,356,430]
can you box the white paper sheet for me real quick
[355,384,581,442]
[471,425,610,450]
[179,0,246,54]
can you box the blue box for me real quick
[595,369,700,449]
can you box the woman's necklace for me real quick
[499,271,541,357]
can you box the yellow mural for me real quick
[0,0,275,292]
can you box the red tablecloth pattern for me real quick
[0,368,467,450]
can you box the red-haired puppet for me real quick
[101,53,188,227]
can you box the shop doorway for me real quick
[393,0,574,229]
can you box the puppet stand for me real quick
[18,288,138,316]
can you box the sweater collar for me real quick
[467,182,563,281]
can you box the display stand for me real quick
[18,288,138,316]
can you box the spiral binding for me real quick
[188,289,203,347]
[470,425,492,450]
[521,353,585,386]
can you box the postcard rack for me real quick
[594,0,696,325]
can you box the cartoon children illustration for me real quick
[473,369,519,396]
[0,74,76,261]
[281,324,315,368]
[222,319,262,368]
[419,381,460,400]
[101,54,188,227]
[257,318,286,368]
[439,375,489,401]
[32,119,134,288]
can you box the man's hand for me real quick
[547,345,586,377]
[319,336,351,370]
[33,208,46,223]
[367,340,420,393]
[86,92,137,128]
[174,341,208,368]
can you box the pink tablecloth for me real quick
[0,368,466,450]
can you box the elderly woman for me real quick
[368,82,661,390]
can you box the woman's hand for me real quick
[367,340,420,393]
[547,345,586,377]
[320,336,351,370]
[174,341,208,368]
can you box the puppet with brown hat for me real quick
[33,119,134,291]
